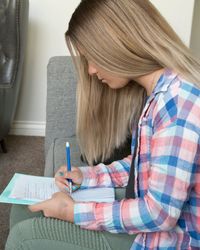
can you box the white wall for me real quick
[11,0,81,136]
[151,0,194,46]
[11,0,195,136]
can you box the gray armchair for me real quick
[5,56,133,250]
[0,0,29,152]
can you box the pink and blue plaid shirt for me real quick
[74,69,200,249]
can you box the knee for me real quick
[5,218,36,250]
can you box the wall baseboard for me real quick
[10,121,46,136]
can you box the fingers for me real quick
[55,166,69,192]
[65,171,74,179]
[55,178,70,193]
[55,176,68,185]
[55,172,70,189]
[55,166,74,179]
[29,192,74,221]
[55,165,67,178]
[28,199,49,213]
[54,165,83,190]
[55,168,75,184]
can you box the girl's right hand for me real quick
[54,165,83,192]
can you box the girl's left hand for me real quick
[28,192,74,222]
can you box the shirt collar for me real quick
[141,69,179,119]
[151,68,179,97]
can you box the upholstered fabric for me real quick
[6,56,133,249]
[45,56,77,157]
[44,136,83,177]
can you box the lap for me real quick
[9,188,126,229]
[7,205,135,250]
[9,204,42,229]
[8,188,135,250]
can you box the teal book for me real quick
[0,173,115,205]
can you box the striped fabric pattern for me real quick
[74,70,200,249]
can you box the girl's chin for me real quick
[102,79,128,89]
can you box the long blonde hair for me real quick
[65,0,200,165]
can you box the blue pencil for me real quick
[66,142,72,194]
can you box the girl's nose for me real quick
[88,63,98,76]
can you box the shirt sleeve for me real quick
[79,155,132,188]
[74,118,199,233]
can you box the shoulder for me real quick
[152,75,200,131]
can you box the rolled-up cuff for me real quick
[74,202,96,227]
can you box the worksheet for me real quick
[0,173,115,205]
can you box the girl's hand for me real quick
[28,192,74,222]
[55,165,83,192]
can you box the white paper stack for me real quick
[0,173,115,205]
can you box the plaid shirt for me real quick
[74,69,200,249]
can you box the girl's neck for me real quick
[134,68,165,96]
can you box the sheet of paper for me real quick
[9,175,60,201]
[0,173,115,205]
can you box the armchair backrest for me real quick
[0,0,29,88]
[45,56,77,157]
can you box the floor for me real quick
[0,135,45,250]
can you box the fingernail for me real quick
[64,186,69,192]
[72,185,80,191]
[59,172,64,176]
